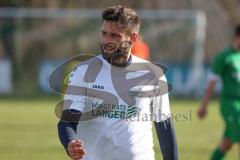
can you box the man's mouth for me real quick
[102,42,118,54]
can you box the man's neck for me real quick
[112,52,131,65]
[102,51,132,67]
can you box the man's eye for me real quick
[102,32,107,36]
[110,34,119,38]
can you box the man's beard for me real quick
[100,41,132,63]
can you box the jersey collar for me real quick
[102,54,132,67]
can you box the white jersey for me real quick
[64,54,171,160]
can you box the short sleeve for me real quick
[152,75,171,122]
[211,52,226,77]
[63,67,88,112]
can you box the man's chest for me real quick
[83,72,152,119]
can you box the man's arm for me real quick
[154,118,178,160]
[58,109,86,160]
[198,50,225,119]
[58,64,88,159]
[153,75,178,159]
[198,74,218,119]
[58,109,81,150]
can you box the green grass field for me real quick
[0,98,239,160]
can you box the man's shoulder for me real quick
[131,55,167,81]
[213,47,232,63]
[78,54,102,65]
[131,55,150,63]
[74,54,103,70]
[68,54,103,81]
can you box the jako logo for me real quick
[93,84,104,89]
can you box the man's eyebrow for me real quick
[110,32,121,37]
[101,30,122,37]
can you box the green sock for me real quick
[211,148,225,160]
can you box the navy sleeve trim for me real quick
[154,118,178,160]
[57,109,82,151]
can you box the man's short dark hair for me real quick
[234,24,240,37]
[102,5,140,35]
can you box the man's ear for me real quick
[130,33,138,44]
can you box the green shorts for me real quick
[220,98,240,143]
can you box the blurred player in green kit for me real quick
[198,24,240,160]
